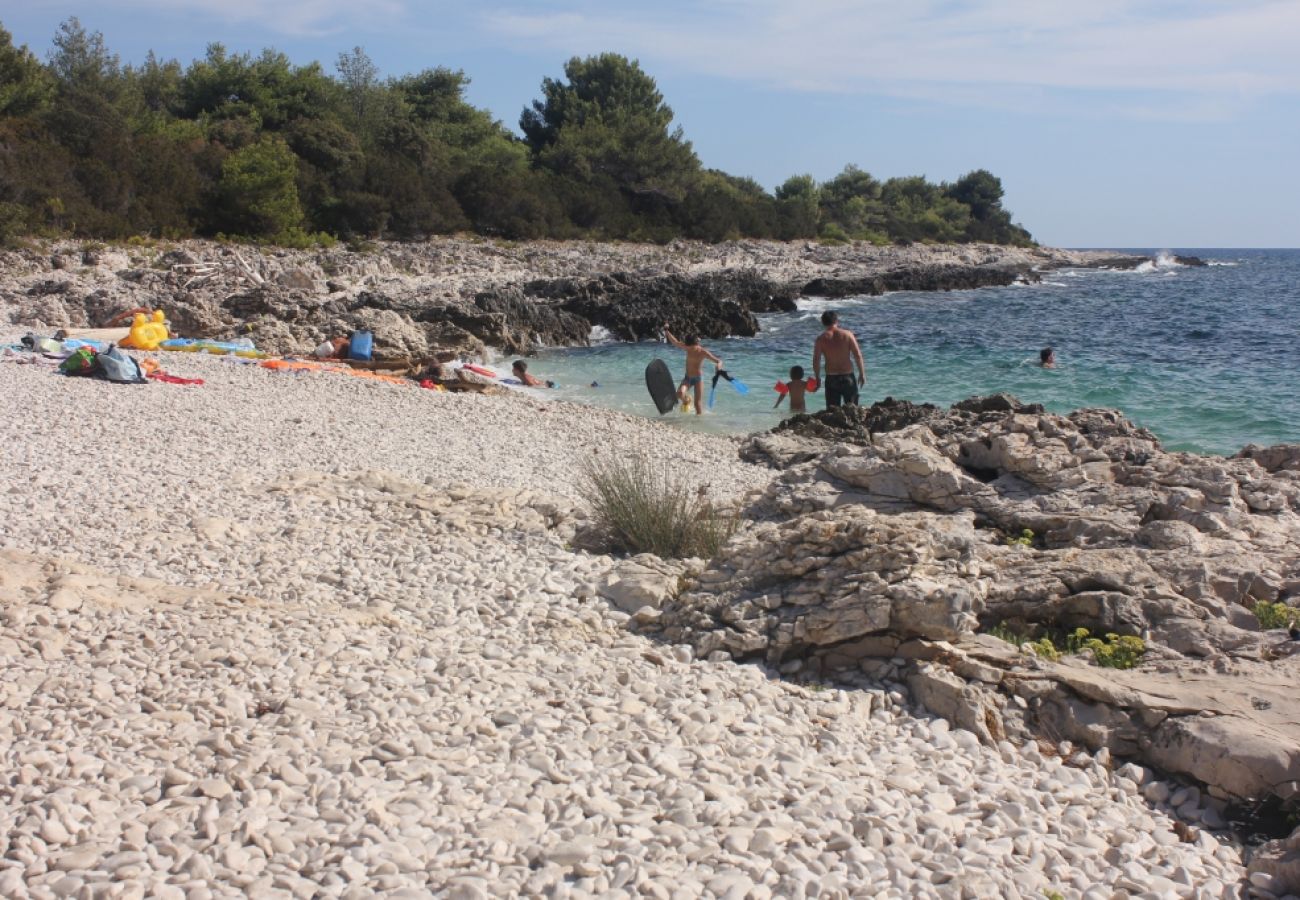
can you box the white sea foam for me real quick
[794,296,875,313]
[588,324,614,344]
[1206,260,1239,267]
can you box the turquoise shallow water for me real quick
[531,250,1300,455]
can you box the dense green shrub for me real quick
[1253,601,1299,630]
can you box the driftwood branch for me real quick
[232,252,265,286]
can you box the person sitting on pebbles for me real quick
[512,360,555,388]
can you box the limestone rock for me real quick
[1249,826,1300,896]
[673,399,1300,807]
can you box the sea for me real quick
[530,249,1299,456]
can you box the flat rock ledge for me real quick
[619,397,1300,889]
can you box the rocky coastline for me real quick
[1,238,1152,360]
[603,395,1300,890]
[4,239,1288,897]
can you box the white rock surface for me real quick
[0,352,1246,896]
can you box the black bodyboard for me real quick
[645,358,677,415]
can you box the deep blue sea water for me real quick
[532,250,1299,455]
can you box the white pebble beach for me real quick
[0,350,1246,898]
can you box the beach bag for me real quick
[348,330,374,361]
[95,345,147,384]
[59,346,98,376]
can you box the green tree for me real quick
[336,46,378,125]
[775,174,820,239]
[881,176,969,242]
[43,18,135,233]
[677,170,778,242]
[217,136,304,237]
[945,169,1032,244]
[819,164,884,239]
[521,54,699,232]
[0,26,53,117]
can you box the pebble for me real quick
[0,353,1249,897]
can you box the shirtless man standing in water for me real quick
[812,310,866,408]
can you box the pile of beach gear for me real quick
[4,307,541,396]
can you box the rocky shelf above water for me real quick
[2,238,1155,360]
[597,395,1300,881]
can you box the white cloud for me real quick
[482,0,1300,116]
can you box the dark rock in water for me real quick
[470,286,590,352]
[757,395,1040,457]
[802,263,1029,298]
[772,397,947,444]
[1085,255,1150,270]
[1174,255,1208,267]
[516,270,797,342]
[952,393,1043,415]
[745,396,1044,467]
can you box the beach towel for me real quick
[149,372,205,386]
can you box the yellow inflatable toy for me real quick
[120,310,169,351]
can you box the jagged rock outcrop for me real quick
[644,397,1300,810]
[801,262,1037,298]
[521,270,799,341]
[2,238,1159,360]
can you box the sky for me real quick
[3,1,1299,247]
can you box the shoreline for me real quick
[1,237,1148,363]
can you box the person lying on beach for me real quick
[512,360,554,387]
[664,324,721,415]
[1040,347,1057,368]
[774,365,815,414]
[314,336,350,359]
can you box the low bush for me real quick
[1006,528,1035,547]
[580,456,736,559]
[1253,600,1299,630]
[989,624,1145,669]
[1067,627,1145,669]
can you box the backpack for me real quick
[59,347,98,376]
[95,345,147,384]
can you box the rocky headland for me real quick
[1,238,1151,360]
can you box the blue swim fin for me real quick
[717,369,748,395]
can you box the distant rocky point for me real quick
[2,239,1155,359]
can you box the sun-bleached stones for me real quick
[0,355,1252,896]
